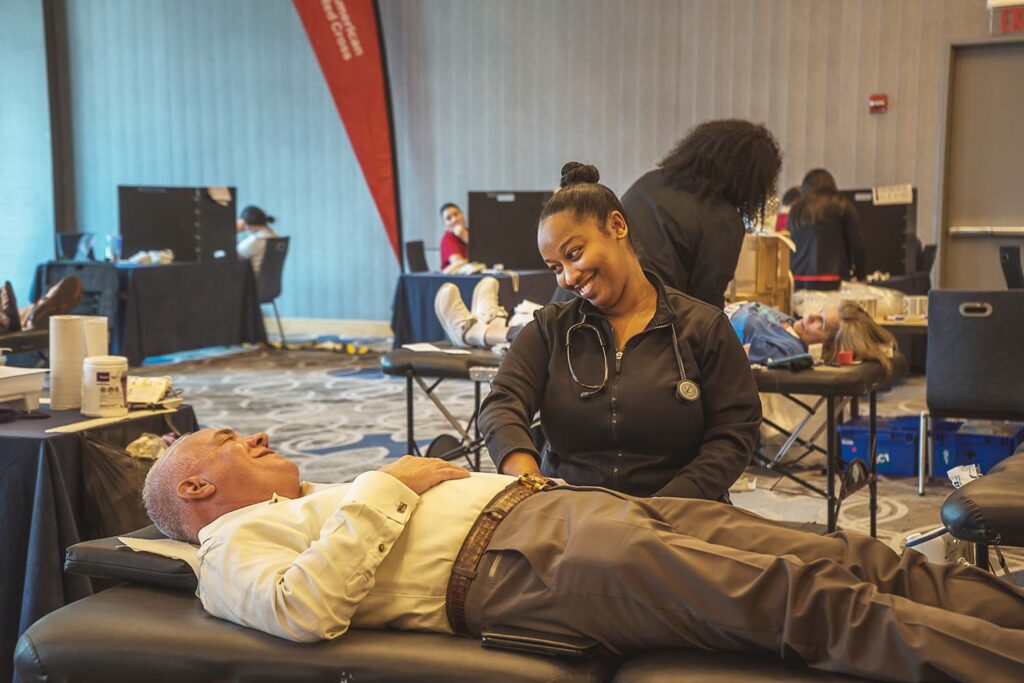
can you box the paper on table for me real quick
[402,343,470,354]
[45,407,177,434]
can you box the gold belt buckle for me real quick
[518,473,551,491]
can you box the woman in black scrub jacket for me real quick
[480,163,761,501]
[621,119,782,310]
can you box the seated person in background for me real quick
[236,205,279,275]
[773,186,801,232]
[725,301,897,375]
[141,426,1024,682]
[788,169,866,291]
[479,162,762,501]
[439,202,469,269]
[0,276,83,332]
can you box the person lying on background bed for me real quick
[438,282,896,374]
[140,427,1024,682]
[0,276,83,333]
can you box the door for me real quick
[940,40,1024,289]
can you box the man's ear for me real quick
[177,476,216,501]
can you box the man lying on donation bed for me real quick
[139,427,1024,683]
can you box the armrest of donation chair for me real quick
[941,445,1024,571]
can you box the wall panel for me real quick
[64,0,397,320]
[59,1,994,321]
[0,0,53,303]
[380,0,992,266]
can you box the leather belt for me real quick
[445,473,551,636]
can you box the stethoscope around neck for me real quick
[564,315,701,402]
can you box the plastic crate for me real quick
[839,416,920,476]
[934,421,1024,477]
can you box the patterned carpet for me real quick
[138,345,1022,569]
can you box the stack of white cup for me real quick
[49,315,109,410]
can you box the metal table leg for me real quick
[827,395,838,532]
[405,374,415,454]
[918,411,929,495]
[869,391,878,538]
[474,381,482,471]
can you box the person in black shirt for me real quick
[788,168,867,290]
[621,119,782,309]
[480,163,761,500]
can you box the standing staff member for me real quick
[788,168,867,290]
[621,119,782,309]
[480,163,761,501]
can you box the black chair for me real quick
[54,233,93,261]
[256,237,290,346]
[999,246,1023,289]
[405,240,429,273]
[919,290,1024,493]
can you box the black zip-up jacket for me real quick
[480,274,761,500]
[621,169,745,309]
[788,193,867,289]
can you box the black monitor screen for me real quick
[839,188,917,276]
[468,191,553,270]
[118,186,236,261]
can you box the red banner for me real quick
[293,0,402,263]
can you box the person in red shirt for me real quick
[439,203,469,269]
[774,186,801,232]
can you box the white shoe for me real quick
[435,284,478,347]
[471,276,508,325]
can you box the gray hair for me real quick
[142,433,201,542]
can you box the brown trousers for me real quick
[463,488,1024,682]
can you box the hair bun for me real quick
[559,162,600,188]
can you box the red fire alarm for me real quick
[869,94,888,114]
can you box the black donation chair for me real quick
[256,237,290,346]
[919,290,1024,494]
[999,246,1023,289]
[406,240,429,273]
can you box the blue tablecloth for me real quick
[33,260,266,365]
[0,405,198,683]
[390,270,557,347]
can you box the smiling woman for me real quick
[476,163,763,501]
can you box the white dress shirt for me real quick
[196,471,514,642]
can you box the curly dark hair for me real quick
[658,119,782,224]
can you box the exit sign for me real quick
[989,1,1024,34]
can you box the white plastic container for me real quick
[0,367,49,410]
[904,295,928,317]
[81,355,129,417]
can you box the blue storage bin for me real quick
[839,416,920,476]
[935,421,1024,477]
